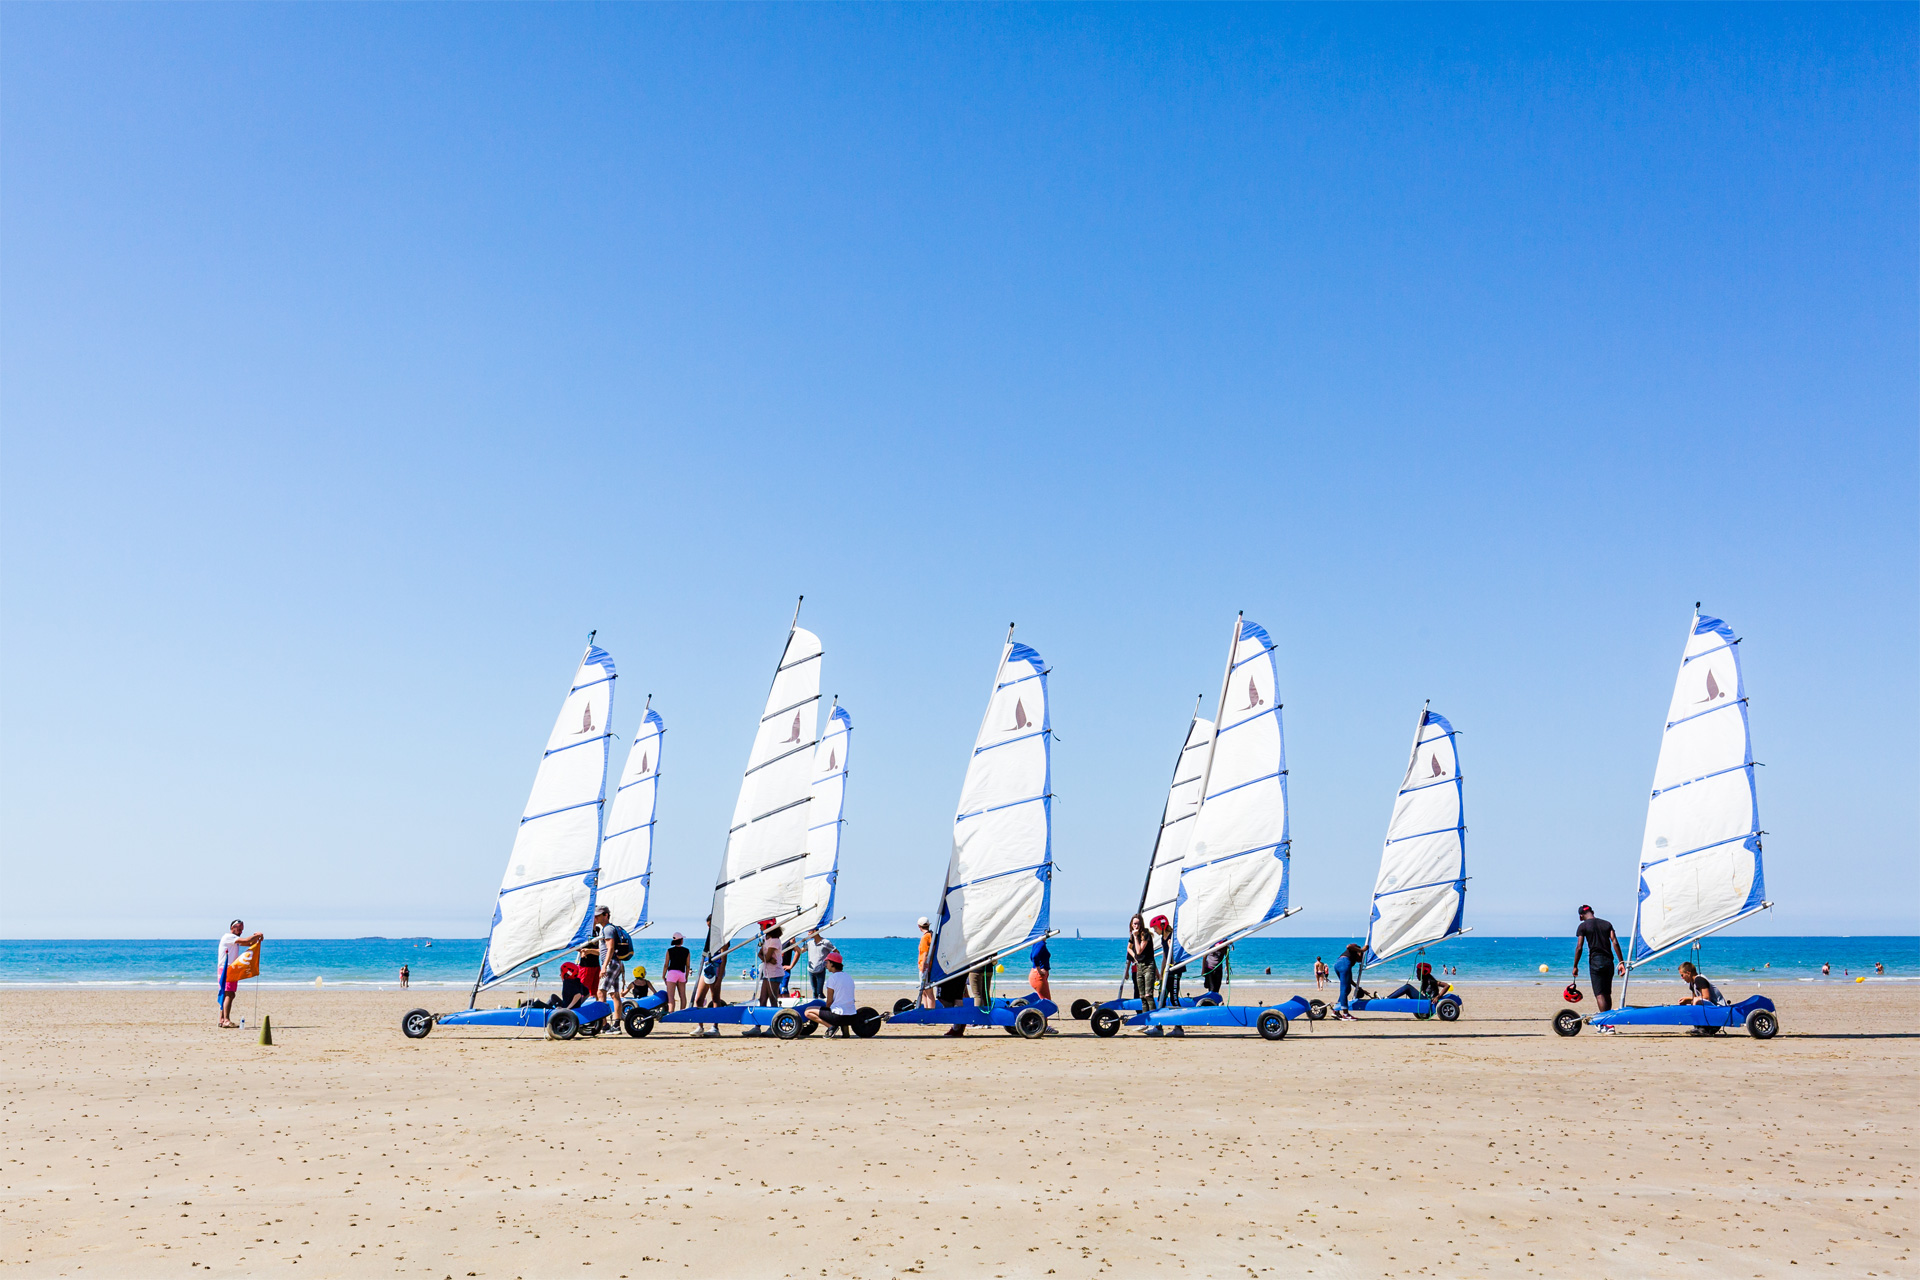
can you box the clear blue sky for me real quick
[3,5,1913,940]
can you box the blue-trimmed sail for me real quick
[1364,709,1465,966]
[1169,617,1289,971]
[1628,609,1766,967]
[1138,715,1215,925]
[929,636,1053,983]
[792,702,852,936]
[598,704,663,933]
[479,644,617,987]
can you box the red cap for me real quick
[826,951,843,965]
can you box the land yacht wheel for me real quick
[1257,1010,1289,1041]
[622,1008,655,1038]
[1746,1009,1779,1040]
[853,1007,883,1038]
[1014,1008,1048,1039]
[772,1010,804,1040]
[1551,1009,1583,1037]
[546,1009,579,1040]
[1436,998,1461,1022]
[1090,1009,1122,1038]
[1307,1000,1329,1021]
[1069,999,1094,1021]
[401,1009,434,1039]
[892,997,915,1015]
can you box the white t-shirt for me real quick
[217,931,250,975]
[823,971,856,1015]
[807,935,833,971]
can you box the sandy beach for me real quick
[0,982,1911,1278]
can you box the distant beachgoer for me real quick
[1314,957,1329,990]
[1333,944,1362,1019]
[1876,962,1885,975]
[1127,915,1157,1005]
[1201,946,1227,997]
[1029,939,1052,1003]
[1821,962,1830,976]
[663,933,691,1011]
[805,953,859,1037]
[216,920,264,1028]
[1677,961,1722,1008]
[398,964,410,989]
[592,907,632,1022]
[1572,905,1624,1018]
[917,917,936,1008]
[806,929,833,1000]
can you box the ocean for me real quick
[4,935,1912,989]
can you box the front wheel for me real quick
[1307,1000,1329,1022]
[772,1009,804,1040]
[1436,997,1461,1023]
[401,1009,434,1039]
[892,997,915,1015]
[853,1007,883,1038]
[1551,1008,1583,1037]
[1746,1009,1779,1040]
[1257,1010,1289,1041]
[546,1009,580,1041]
[1090,1009,1122,1038]
[1014,1007,1048,1039]
[622,1008,655,1038]
[1069,998,1093,1021]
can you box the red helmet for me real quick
[1149,915,1171,932]
[1562,983,1584,1003]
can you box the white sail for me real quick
[597,703,663,933]
[703,623,823,956]
[1138,715,1215,925]
[792,702,852,936]
[929,636,1054,983]
[479,644,617,986]
[1364,709,1465,966]
[1170,617,1289,970]
[1629,609,1766,967]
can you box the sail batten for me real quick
[1364,708,1466,967]
[1169,617,1290,971]
[929,636,1054,984]
[478,644,617,988]
[703,623,824,956]
[1627,609,1765,968]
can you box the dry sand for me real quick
[0,982,1911,1278]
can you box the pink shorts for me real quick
[665,970,687,984]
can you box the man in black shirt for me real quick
[1573,905,1625,1013]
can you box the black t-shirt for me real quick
[1577,918,1617,968]
[665,945,690,973]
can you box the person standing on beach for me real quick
[1201,946,1228,997]
[1149,916,1180,1003]
[398,964,409,989]
[805,928,833,1000]
[663,932,691,1011]
[1314,956,1329,990]
[917,917,936,1009]
[758,926,787,1006]
[1127,915,1157,1006]
[1029,938,1052,1003]
[216,920,263,1028]
[1572,905,1625,1018]
[1332,944,1361,1019]
[592,906,632,1025]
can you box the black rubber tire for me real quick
[1551,1008,1583,1037]
[401,1009,434,1039]
[1070,998,1093,1021]
[853,1007,883,1038]
[1436,997,1462,1023]
[1014,1007,1048,1039]
[772,1009,804,1041]
[1307,1000,1329,1022]
[1090,1008,1122,1038]
[579,1019,604,1037]
[892,997,915,1015]
[1257,1010,1289,1041]
[798,1018,819,1037]
[622,1008,655,1038]
[1002,1025,1018,1036]
[547,1009,579,1041]
[1746,1009,1778,1040]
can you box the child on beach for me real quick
[1676,961,1722,1006]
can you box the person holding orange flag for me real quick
[216,919,263,1028]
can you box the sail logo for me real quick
[1697,670,1727,703]
[1244,677,1265,711]
[574,705,596,735]
[1009,699,1031,731]
[827,748,837,771]
[637,753,650,776]
[783,712,802,744]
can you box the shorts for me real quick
[665,970,687,984]
[600,960,625,992]
[1588,962,1614,999]
[763,971,786,988]
[222,981,238,995]
[818,1008,858,1027]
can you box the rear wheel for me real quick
[622,1008,655,1038]
[1257,1010,1289,1041]
[1551,1008,1583,1037]
[1014,1007,1048,1039]
[1307,1000,1329,1021]
[1436,997,1462,1022]
[546,1009,579,1040]
[772,1009,804,1040]
[401,1009,434,1039]
[798,1018,819,1037]
[892,997,915,1015]
[1746,1009,1779,1040]
[853,1007,883,1038]
[1069,998,1093,1021]
[1090,1008,1122,1038]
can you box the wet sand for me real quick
[0,981,1911,1278]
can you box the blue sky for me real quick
[3,5,1913,940]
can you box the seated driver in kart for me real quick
[1676,961,1723,1006]
[536,961,593,1010]
[1384,961,1450,1002]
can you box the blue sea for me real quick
[2,935,1912,988]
